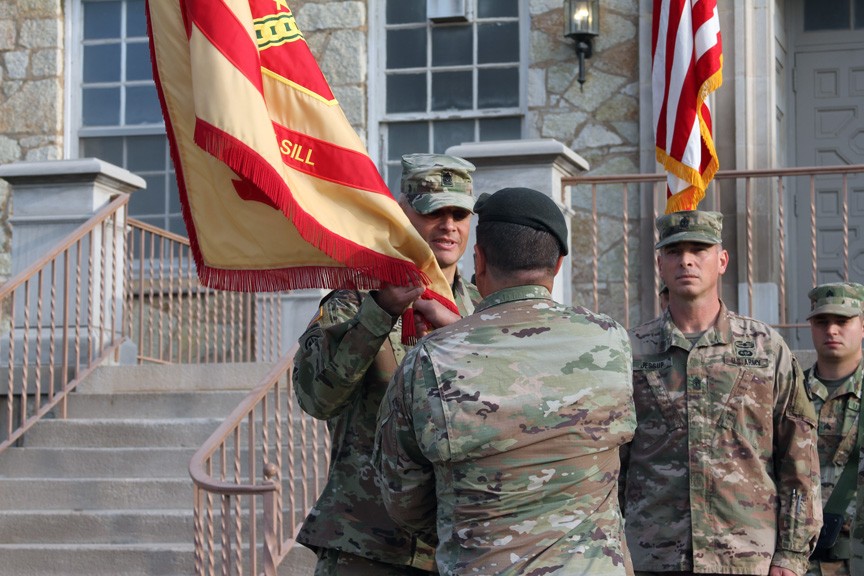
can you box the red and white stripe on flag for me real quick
[652,0,723,213]
[145,0,459,325]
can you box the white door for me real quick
[789,46,864,347]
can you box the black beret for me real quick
[474,187,569,256]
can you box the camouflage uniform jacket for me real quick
[623,303,821,575]
[293,272,479,569]
[374,285,636,575]
[853,436,864,572]
[804,361,862,575]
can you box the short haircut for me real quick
[477,221,560,273]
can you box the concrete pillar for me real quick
[0,158,144,368]
[256,289,328,362]
[445,139,589,305]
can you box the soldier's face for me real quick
[810,314,864,364]
[657,241,728,301]
[404,205,472,278]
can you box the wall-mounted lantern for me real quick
[564,0,600,89]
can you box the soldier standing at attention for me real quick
[622,210,822,576]
[374,187,636,575]
[292,154,481,575]
[803,282,864,576]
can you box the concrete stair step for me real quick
[0,478,192,510]
[79,363,274,394]
[0,544,193,576]
[20,418,223,448]
[279,545,318,576]
[0,509,192,544]
[0,447,195,478]
[0,361,323,575]
[0,476,312,512]
[62,390,250,419]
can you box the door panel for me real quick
[790,48,864,348]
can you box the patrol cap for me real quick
[655,210,723,250]
[400,153,476,214]
[806,282,864,319]
[474,187,569,256]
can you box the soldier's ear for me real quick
[473,244,486,277]
[717,247,729,274]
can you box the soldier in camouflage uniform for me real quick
[293,154,481,575]
[374,187,636,575]
[622,210,822,576]
[803,283,864,576]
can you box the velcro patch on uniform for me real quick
[724,352,769,368]
[635,358,672,371]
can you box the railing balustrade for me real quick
[188,351,329,576]
[563,164,864,345]
[0,204,286,451]
[125,219,283,364]
[0,194,129,452]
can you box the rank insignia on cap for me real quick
[806,282,864,319]
[442,171,453,187]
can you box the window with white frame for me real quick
[376,0,524,193]
[804,0,864,30]
[76,0,182,235]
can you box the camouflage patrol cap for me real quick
[400,154,476,215]
[806,282,864,319]
[655,210,723,249]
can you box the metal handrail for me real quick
[562,164,864,339]
[0,195,129,299]
[561,164,864,186]
[125,218,282,365]
[189,346,330,576]
[0,194,130,452]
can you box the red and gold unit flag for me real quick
[145,0,457,316]
[652,0,723,213]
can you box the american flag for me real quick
[652,0,723,213]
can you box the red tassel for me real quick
[400,288,460,345]
[400,309,418,346]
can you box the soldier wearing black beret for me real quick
[375,186,636,574]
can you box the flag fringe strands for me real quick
[652,0,723,213]
[145,0,457,329]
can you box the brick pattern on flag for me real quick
[652,0,723,213]
[145,0,458,319]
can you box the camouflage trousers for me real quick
[313,548,436,576]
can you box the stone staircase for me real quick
[0,363,317,576]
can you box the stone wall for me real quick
[0,0,64,281]
[527,0,643,323]
[292,0,368,140]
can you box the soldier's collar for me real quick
[662,301,731,350]
[476,285,552,312]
